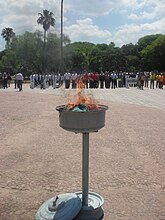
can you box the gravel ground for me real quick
[0,85,165,220]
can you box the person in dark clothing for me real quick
[123,73,126,87]
[140,74,144,90]
[111,72,117,89]
[3,72,8,89]
[89,73,94,88]
[0,73,3,88]
[7,73,12,87]
[99,72,105,88]
[105,71,110,88]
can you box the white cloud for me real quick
[113,17,165,46]
[120,0,138,8]
[66,0,114,16]
[64,18,112,43]
[0,0,165,51]
[66,0,140,17]
[128,11,154,20]
[128,0,165,20]
[0,0,60,34]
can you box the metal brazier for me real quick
[56,104,108,133]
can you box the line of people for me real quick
[64,71,165,90]
[29,73,63,89]
[0,70,165,91]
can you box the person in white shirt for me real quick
[53,74,57,89]
[30,73,35,89]
[71,73,77,89]
[16,72,24,91]
[64,72,71,89]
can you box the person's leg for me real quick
[20,81,22,91]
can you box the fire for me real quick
[66,77,99,111]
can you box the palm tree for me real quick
[37,10,55,72]
[1,27,15,49]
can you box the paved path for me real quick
[0,84,165,220]
[1,84,165,109]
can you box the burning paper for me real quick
[66,77,99,111]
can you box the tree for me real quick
[140,35,165,71]
[137,34,162,51]
[1,27,15,49]
[64,42,95,72]
[10,32,44,74]
[121,43,140,70]
[0,49,18,74]
[37,9,55,71]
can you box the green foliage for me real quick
[10,32,43,74]
[64,42,95,72]
[37,10,55,32]
[0,49,18,73]
[0,28,165,74]
[140,35,165,71]
[138,34,162,51]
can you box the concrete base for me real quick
[74,206,104,220]
[74,192,104,220]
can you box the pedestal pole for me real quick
[82,133,89,206]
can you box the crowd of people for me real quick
[0,72,24,91]
[0,72,12,89]
[28,71,165,90]
[29,73,62,89]
[0,71,165,91]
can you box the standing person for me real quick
[2,72,8,89]
[95,72,99,88]
[89,72,94,88]
[40,75,45,89]
[122,72,125,87]
[155,73,160,88]
[0,73,3,88]
[118,72,122,88]
[150,73,155,89]
[125,73,129,88]
[13,73,17,89]
[114,72,118,88]
[30,73,34,89]
[16,71,24,91]
[53,74,57,89]
[105,71,110,88]
[64,72,71,89]
[71,73,77,89]
[99,72,105,89]
[159,73,164,89]
[163,73,165,87]
[144,72,149,88]
[84,72,89,89]
[7,73,11,87]
[140,74,144,90]
[111,72,117,89]
[92,72,97,88]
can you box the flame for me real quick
[66,76,99,111]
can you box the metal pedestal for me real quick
[74,133,104,220]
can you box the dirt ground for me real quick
[0,87,165,220]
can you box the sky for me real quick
[0,0,165,51]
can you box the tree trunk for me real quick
[43,30,47,73]
[61,0,64,75]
